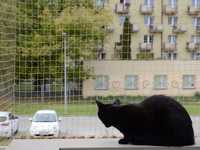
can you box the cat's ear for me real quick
[113,99,121,106]
[96,100,105,108]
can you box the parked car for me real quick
[29,110,61,137]
[0,112,19,138]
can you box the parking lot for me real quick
[16,116,122,138]
[16,116,200,139]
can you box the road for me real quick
[16,116,122,138]
[16,116,200,139]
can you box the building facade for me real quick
[83,0,200,97]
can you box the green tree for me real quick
[121,16,132,60]
[16,0,112,94]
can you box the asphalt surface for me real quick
[16,116,122,138]
[16,116,200,139]
[4,116,200,150]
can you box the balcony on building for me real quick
[132,23,139,33]
[164,5,177,15]
[113,42,122,59]
[105,25,115,33]
[97,47,106,60]
[188,6,200,16]
[140,4,154,14]
[149,24,163,33]
[186,42,200,52]
[115,3,129,14]
[172,25,187,34]
[124,0,131,6]
[139,43,153,51]
[162,43,177,52]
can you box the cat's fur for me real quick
[96,95,195,146]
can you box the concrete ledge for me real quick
[59,139,200,150]
[7,139,200,150]
[0,147,6,150]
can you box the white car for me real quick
[0,112,19,138]
[30,110,61,137]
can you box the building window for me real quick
[125,75,138,90]
[192,52,200,60]
[162,52,177,60]
[119,16,126,26]
[168,16,177,26]
[168,35,177,44]
[144,16,154,26]
[168,0,177,8]
[192,0,200,8]
[144,35,154,43]
[191,35,200,43]
[183,75,195,89]
[96,0,107,8]
[154,75,168,90]
[144,0,154,6]
[95,75,109,90]
[192,17,200,28]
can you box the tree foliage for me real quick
[121,17,131,60]
[16,0,112,91]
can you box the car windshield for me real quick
[33,113,57,122]
[0,116,7,122]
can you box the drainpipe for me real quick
[161,0,164,59]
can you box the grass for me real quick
[14,103,97,116]
[14,102,200,116]
[184,104,200,116]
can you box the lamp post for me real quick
[62,32,68,112]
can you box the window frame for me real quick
[154,75,168,90]
[144,16,154,26]
[168,16,177,26]
[192,0,200,8]
[124,75,139,90]
[168,0,177,8]
[182,75,196,89]
[168,35,177,44]
[144,35,154,43]
[144,0,154,6]
[95,75,109,90]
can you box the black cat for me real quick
[96,95,195,146]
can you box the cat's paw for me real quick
[119,138,129,144]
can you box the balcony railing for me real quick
[140,4,154,14]
[164,5,177,15]
[149,25,163,33]
[173,25,187,34]
[113,42,122,59]
[105,25,115,33]
[124,0,131,6]
[139,43,153,51]
[162,43,177,51]
[132,23,139,33]
[188,6,200,15]
[115,3,129,14]
[186,42,200,51]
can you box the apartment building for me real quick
[83,0,200,97]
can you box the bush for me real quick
[194,92,200,100]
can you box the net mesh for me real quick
[0,0,16,143]
[0,0,199,143]
[0,0,16,117]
